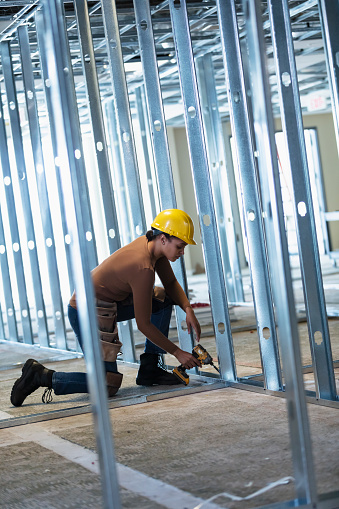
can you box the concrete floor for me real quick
[1,262,339,508]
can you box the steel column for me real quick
[74,0,120,255]
[318,0,339,157]
[101,0,146,239]
[242,0,317,503]
[134,86,157,220]
[0,92,33,344]
[216,0,282,391]
[196,54,244,304]
[169,0,236,381]
[35,11,75,297]
[74,0,135,362]
[39,2,121,507]
[104,100,131,247]
[38,4,98,273]
[134,0,196,354]
[268,0,336,401]
[1,41,49,346]
[18,25,67,351]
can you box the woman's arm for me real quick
[131,270,200,368]
[156,258,201,341]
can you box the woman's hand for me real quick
[173,348,201,370]
[185,306,201,342]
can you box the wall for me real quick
[168,111,339,272]
[167,126,204,273]
[275,112,339,251]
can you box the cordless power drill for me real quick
[173,343,220,385]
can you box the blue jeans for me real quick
[52,297,173,395]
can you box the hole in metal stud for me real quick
[247,210,256,222]
[154,120,162,131]
[181,320,187,331]
[188,106,196,118]
[123,132,130,142]
[263,327,270,340]
[174,0,181,8]
[282,71,291,87]
[140,20,148,30]
[314,331,323,345]
[233,91,241,104]
[297,201,307,217]
[218,322,225,334]
[203,214,210,226]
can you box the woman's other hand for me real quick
[185,306,201,342]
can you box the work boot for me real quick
[136,353,181,386]
[10,359,55,407]
[106,371,123,397]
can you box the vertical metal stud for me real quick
[74,0,121,255]
[318,0,339,156]
[268,0,336,401]
[169,0,236,380]
[242,0,317,502]
[74,0,135,362]
[37,5,98,273]
[196,54,244,304]
[35,11,75,298]
[0,91,33,344]
[101,0,146,239]
[1,42,49,346]
[39,2,121,507]
[134,86,157,220]
[0,214,17,341]
[18,25,67,351]
[216,0,282,391]
[134,0,196,355]
[104,99,132,247]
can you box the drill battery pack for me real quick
[173,365,190,385]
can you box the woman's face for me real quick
[162,236,187,262]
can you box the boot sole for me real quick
[10,359,36,407]
[136,378,182,386]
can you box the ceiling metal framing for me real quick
[0,0,332,127]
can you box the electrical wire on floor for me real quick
[193,476,294,509]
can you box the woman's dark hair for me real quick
[146,228,172,242]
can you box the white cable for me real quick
[193,476,294,509]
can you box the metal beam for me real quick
[17,24,68,351]
[169,0,236,381]
[196,54,244,304]
[74,0,135,362]
[216,0,282,391]
[38,2,121,507]
[1,41,49,346]
[101,0,146,239]
[242,0,317,503]
[0,91,33,344]
[133,0,197,355]
[268,0,336,401]
[318,0,339,157]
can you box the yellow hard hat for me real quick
[151,209,197,245]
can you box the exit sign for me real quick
[307,92,327,112]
